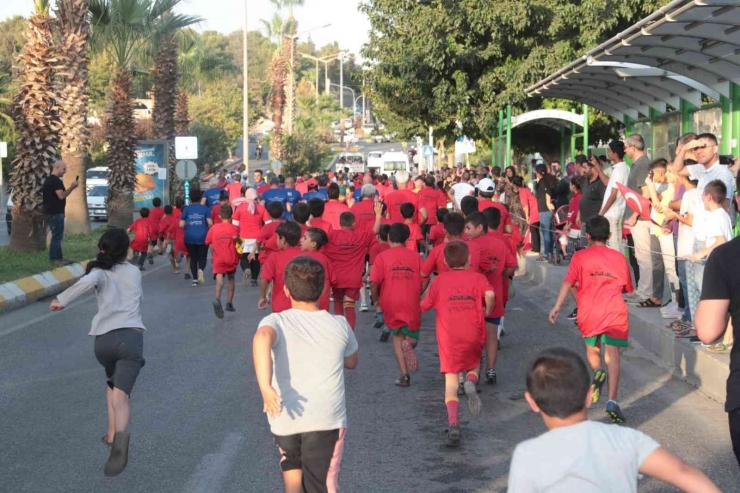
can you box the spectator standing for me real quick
[43,160,79,266]
[599,141,630,253]
[534,163,559,261]
[577,155,608,246]
[199,164,217,190]
[448,172,475,211]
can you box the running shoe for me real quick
[464,380,482,415]
[378,328,390,342]
[104,431,130,477]
[606,400,626,424]
[591,369,606,403]
[485,368,497,385]
[402,340,418,372]
[394,374,410,387]
[373,313,385,329]
[173,269,179,275]
[225,303,236,312]
[148,256,154,265]
[360,303,369,312]
[197,269,205,284]
[566,308,578,320]
[184,273,192,280]
[191,280,199,287]
[535,256,549,263]
[250,279,258,287]
[445,424,461,447]
[139,266,146,271]
[213,299,224,319]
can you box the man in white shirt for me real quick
[448,171,475,212]
[671,132,736,329]
[599,141,630,252]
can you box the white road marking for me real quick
[182,433,245,493]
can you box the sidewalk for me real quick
[520,255,730,404]
[0,261,89,314]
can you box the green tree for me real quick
[0,16,26,76]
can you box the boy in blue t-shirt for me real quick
[179,189,213,286]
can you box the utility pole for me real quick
[362,77,366,125]
[339,52,345,108]
[243,0,249,173]
[299,52,340,99]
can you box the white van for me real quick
[379,151,409,176]
[86,167,109,193]
[367,151,384,176]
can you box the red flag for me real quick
[617,182,653,221]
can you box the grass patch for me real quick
[0,230,103,283]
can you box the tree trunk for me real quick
[107,188,133,230]
[62,152,90,233]
[9,209,47,252]
[152,34,179,201]
[269,50,288,161]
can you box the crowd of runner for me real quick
[47,145,733,492]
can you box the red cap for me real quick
[307,178,319,187]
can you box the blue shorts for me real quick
[485,317,502,325]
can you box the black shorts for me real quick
[149,240,158,246]
[274,428,346,493]
[94,328,145,395]
[212,269,237,280]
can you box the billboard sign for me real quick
[134,141,169,210]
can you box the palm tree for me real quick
[8,0,61,252]
[151,31,180,199]
[89,0,200,229]
[0,78,13,126]
[56,0,92,234]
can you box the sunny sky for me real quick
[0,0,372,58]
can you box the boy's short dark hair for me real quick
[339,211,355,228]
[219,191,228,202]
[164,205,173,215]
[378,223,391,242]
[327,183,340,200]
[443,212,465,237]
[275,221,302,247]
[586,216,610,242]
[512,176,524,188]
[436,207,449,223]
[389,223,410,244]
[175,196,184,208]
[424,175,436,187]
[460,196,479,217]
[704,179,727,204]
[139,207,150,218]
[526,348,590,419]
[570,176,582,191]
[190,189,203,203]
[308,198,325,217]
[267,201,284,220]
[492,166,501,177]
[219,204,233,220]
[292,202,310,224]
[464,212,488,233]
[444,241,469,269]
[697,132,719,146]
[317,174,329,187]
[649,158,668,170]
[284,257,325,303]
[482,207,501,230]
[152,197,162,207]
[305,227,328,249]
[400,202,415,219]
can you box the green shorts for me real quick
[389,326,419,340]
[584,334,629,348]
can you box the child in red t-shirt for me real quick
[147,197,165,264]
[421,241,494,446]
[158,205,176,267]
[369,223,423,388]
[300,227,337,311]
[128,208,151,271]
[211,192,229,226]
[259,221,304,313]
[307,198,333,234]
[421,213,482,291]
[482,207,518,335]
[427,208,449,250]
[549,216,634,424]
[205,204,240,318]
[249,201,284,269]
[400,202,424,253]
[369,224,391,340]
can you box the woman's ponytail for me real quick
[85,229,130,275]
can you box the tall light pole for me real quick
[330,82,355,113]
[243,0,249,173]
[299,52,340,99]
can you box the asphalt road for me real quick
[1,260,739,492]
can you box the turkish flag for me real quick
[617,182,652,221]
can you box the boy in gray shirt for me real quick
[253,256,359,493]
[508,348,719,493]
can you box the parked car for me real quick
[86,167,109,193]
[87,185,108,221]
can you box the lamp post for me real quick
[299,52,340,98]
[337,51,351,108]
[330,82,355,113]
[243,0,249,173]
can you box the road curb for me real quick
[520,255,729,403]
[0,261,90,315]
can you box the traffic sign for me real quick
[422,145,435,157]
[176,160,197,180]
[175,136,198,160]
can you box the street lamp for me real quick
[243,0,248,174]
[329,82,355,113]
[299,52,340,99]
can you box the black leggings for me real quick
[240,253,260,280]
[185,243,208,278]
[530,222,541,254]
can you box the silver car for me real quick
[87,185,108,220]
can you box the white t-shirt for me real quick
[601,162,630,219]
[686,161,735,241]
[508,421,659,493]
[451,182,475,208]
[677,188,697,258]
[703,207,733,249]
[260,309,359,436]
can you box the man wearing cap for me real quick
[477,178,512,234]
[302,176,329,202]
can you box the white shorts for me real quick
[242,239,256,252]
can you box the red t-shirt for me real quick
[308,217,333,234]
[324,200,350,231]
[490,230,517,306]
[377,183,394,201]
[257,221,283,264]
[205,222,240,274]
[158,216,176,240]
[148,206,165,236]
[368,242,390,265]
[264,224,308,253]
[173,224,187,255]
[233,203,265,240]
[564,245,633,339]
[256,183,271,196]
[300,249,337,311]
[296,182,309,195]
[226,182,243,204]
[421,269,493,373]
[370,246,423,331]
[567,192,582,229]
[385,189,421,223]
[325,228,376,288]
[128,218,151,253]
[418,187,446,225]
[421,239,481,278]
[350,200,376,232]
[470,234,516,318]
[428,223,446,247]
[479,200,511,234]
[261,246,304,313]
[211,204,223,225]
[405,222,423,252]
[519,188,539,224]
[172,206,182,221]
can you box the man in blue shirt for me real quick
[203,186,225,207]
[301,175,329,202]
[351,175,378,204]
[283,176,302,218]
[179,189,213,286]
[261,176,290,217]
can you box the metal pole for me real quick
[582,104,589,156]
[315,60,319,99]
[339,53,344,108]
[362,77,366,125]
[243,0,249,174]
[324,61,329,95]
[505,105,512,167]
[497,109,504,167]
[570,109,576,162]
[559,125,565,165]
